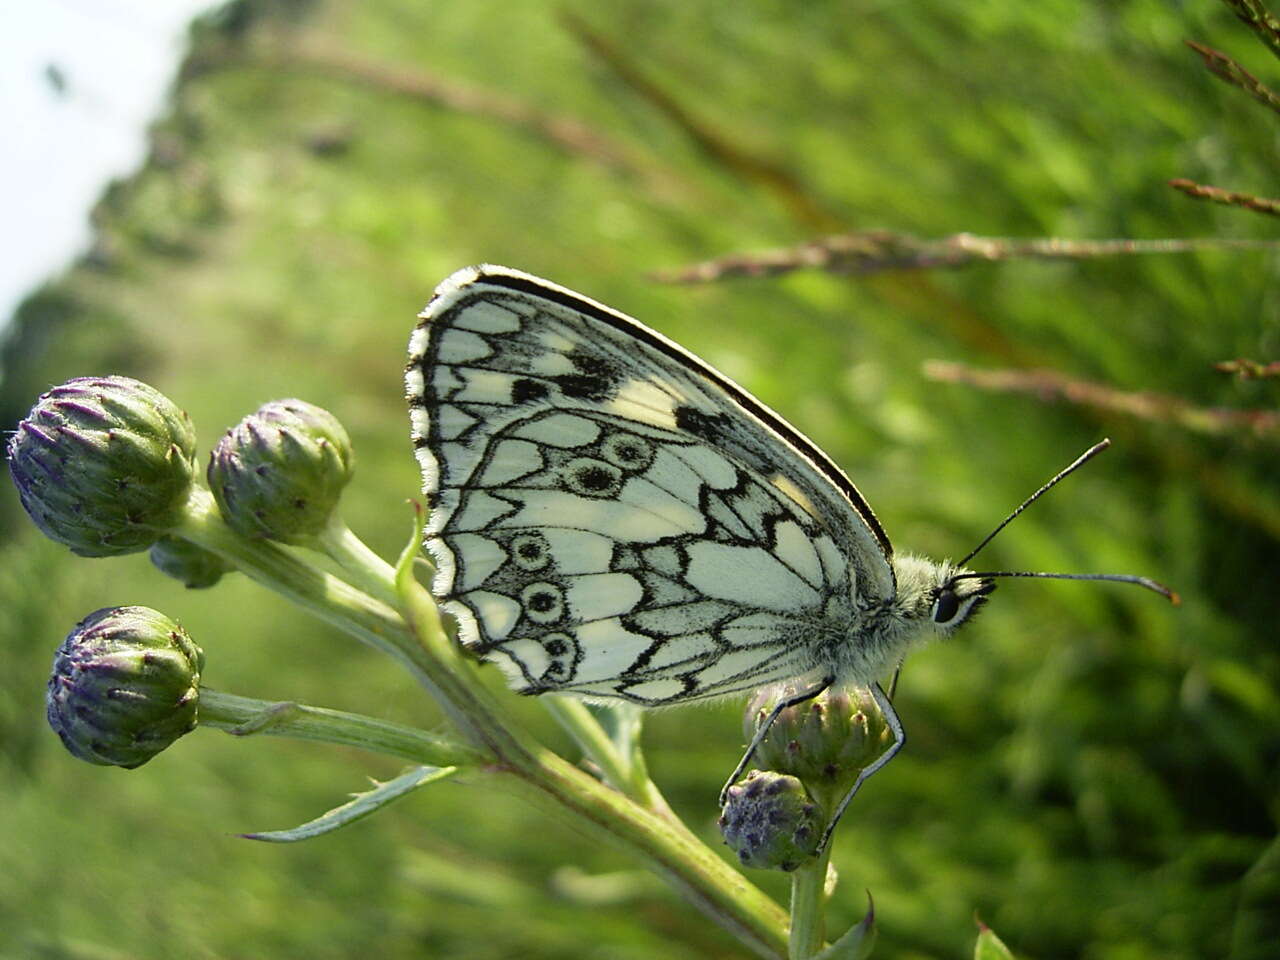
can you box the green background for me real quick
[2,1,1277,957]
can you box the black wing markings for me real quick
[475,270,894,561]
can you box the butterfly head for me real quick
[891,555,996,635]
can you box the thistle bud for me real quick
[718,770,822,871]
[149,535,232,589]
[745,685,893,811]
[207,399,353,545]
[7,377,198,556]
[47,606,204,768]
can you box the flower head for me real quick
[7,377,198,556]
[47,606,204,768]
[207,399,353,544]
[745,684,893,812]
[718,770,822,871]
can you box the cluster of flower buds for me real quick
[6,376,357,766]
[719,684,893,870]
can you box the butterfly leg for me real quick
[718,674,835,807]
[816,681,904,855]
[887,663,902,701]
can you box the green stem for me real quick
[174,488,501,746]
[789,843,833,959]
[199,688,482,767]
[172,488,405,661]
[623,723,675,818]
[311,514,402,609]
[542,696,633,789]
[540,696,682,821]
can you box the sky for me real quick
[2,0,221,329]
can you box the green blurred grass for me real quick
[2,1,1277,957]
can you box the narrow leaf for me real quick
[395,500,430,593]
[974,920,1017,960]
[240,765,457,842]
[814,891,876,960]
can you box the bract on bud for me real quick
[718,770,822,871]
[207,399,353,545]
[7,376,198,556]
[149,535,232,589]
[745,684,893,811]
[46,606,204,768]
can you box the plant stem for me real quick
[623,722,678,821]
[199,687,775,946]
[540,696,676,817]
[312,514,402,609]
[172,488,405,659]
[542,696,636,788]
[789,844,834,959]
[199,688,482,767]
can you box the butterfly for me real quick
[405,265,1174,849]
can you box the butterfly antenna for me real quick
[949,569,1179,604]
[951,438,1180,605]
[956,438,1113,569]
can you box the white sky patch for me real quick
[2,1,222,333]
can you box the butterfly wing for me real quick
[406,265,895,704]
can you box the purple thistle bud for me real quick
[7,377,198,556]
[207,399,353,545]
[719,770,822,871]
[744,684,892,813]
[47,606,204,768]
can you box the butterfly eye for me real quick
[931,587,961,625]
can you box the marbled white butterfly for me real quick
[405,265,1174,846]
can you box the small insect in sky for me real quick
[405,265,1175,850]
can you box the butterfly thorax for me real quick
[825,554,994,687]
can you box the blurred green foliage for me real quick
[2,0,1277,957]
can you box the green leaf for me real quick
[974,921,1017,960]
[240,765,457,842]
[597,701,644,760]
[814,892,876,960]
[395,501,430,593]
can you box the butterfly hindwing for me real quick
[406,265,896,704]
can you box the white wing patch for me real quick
[684,542,819,609]
[406,266,896,705]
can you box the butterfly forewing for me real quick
[406,265,895,705]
